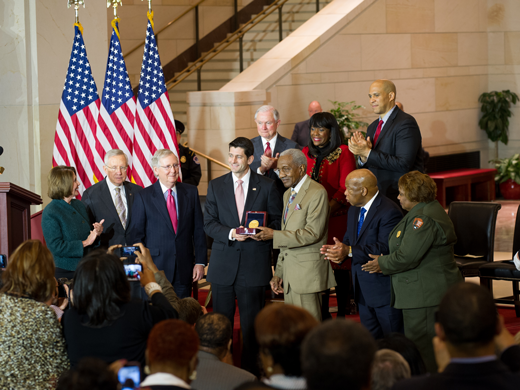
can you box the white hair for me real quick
[151,149,175,169]
[280,148,307,169]
[104,149,128,166]
[255,105,280,121]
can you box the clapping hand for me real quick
[93,219,105,236]
[260,153,279,173]
[320,237,348,263]
[348,132,372,162]
[361,254,382,273]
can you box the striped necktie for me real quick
[284,190,297,223]
[114,187,127,229]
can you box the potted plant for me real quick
[329,100,368,144]
[478,90,519,160]
[492,154,520,200]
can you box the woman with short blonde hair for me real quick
[42,166,104,278]
[0,240,69,389]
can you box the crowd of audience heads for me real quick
[1,236,520,390]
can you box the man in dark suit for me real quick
[395,283,520,390]
[290,100,322,148]
[128,149,207,299]
[349,79,423,204]
[321,169,403,337]
[82,149,143,248]
[250,105,298,197]
[204,137,282,373]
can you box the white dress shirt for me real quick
[159,181,179,213]
[106,179,128,210]
[140,372,190,389]
[257,133,279,176]
[229,168,251,240]
[359,191,379,222]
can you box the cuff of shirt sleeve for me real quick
[229,229,236,241]
[514,252,520,271]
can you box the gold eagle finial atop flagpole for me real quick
[67,0,85,24]
[107,0,123,18]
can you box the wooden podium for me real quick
[0,183,43,257]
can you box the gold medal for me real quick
[396,231,401,238]
[180,156,187,163]
[248,220,260,228]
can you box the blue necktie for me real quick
[357,207,366,238]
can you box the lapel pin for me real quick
[397,231,401,238]
[253,188,257,191]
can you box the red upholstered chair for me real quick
[480,204,520,317]
[30,211,46,246]
[448,202,501,286]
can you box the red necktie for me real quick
[265,141,272,157]
[372,119,384,146]
[167,189,178,233]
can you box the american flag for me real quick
[132,17,180,187]
[52,25,104,198]
[97,21,136,179]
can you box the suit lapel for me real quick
[224,173,241,226]
[284,176,310,225]
[253,137,263,167]
[176,183,187,231]
[100,179,122,227]
[243,172,260,224]
[357,194,381,241]
[151,181,175,235]
[374,107,399,148]
[123,181,136,223]
[273,134,286,157]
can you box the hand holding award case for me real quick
[236,211,267,235]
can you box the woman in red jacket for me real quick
[302,112,356,318]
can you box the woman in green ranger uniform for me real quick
[362,171,462,373]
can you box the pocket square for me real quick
[295,204,301,210]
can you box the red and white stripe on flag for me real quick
[52,24,104,198]
[97,20,136,179]
[132,16,180,188]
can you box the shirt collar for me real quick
[232,167,251,185]
[450,355,497,364]
[380,105,397,124]
[159,180,177,196]
[106,178,124,193]
[261,133,278,148]
[140,372,190,389]
[292,174,308,193]
[362,191,379,214]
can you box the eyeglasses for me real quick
[256,121,275,127]
[105,165,128,172]
[274,167,293,175]
[160,164,180,171]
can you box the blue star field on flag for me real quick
[102,24,133,115]
[138,21,167,109]
[62,26,99,116]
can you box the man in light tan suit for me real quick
[254,149,336,320]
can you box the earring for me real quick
[144,365,150,375]
[189,370,197,381]
[266,366,273,374]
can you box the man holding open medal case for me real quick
[204,137,282,374]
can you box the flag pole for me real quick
[67,0,85,24]
[107,0,123,18]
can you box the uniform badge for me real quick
[193,155,200,165]
[413,218,424,230]
[180,156,187,163]
[396,231,401,238]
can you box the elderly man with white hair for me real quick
[82,149,143,248]
[250,105,299,198]
[128,149,207,298]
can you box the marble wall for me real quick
[0,0,108,208]
[188,0,520,195]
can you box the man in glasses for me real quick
[128,149,207,298]
[82,149,143,248]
